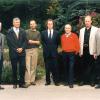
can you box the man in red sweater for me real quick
[61,24,80,88]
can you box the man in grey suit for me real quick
[94,28,100,89]
[0,22,4,90]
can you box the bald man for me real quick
[61,24,80,88]
[25,20,40,87]
[79,15,98,86]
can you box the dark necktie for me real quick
[49,30,52,39]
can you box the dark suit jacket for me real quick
[41,30,60,59]
[6,27,27,59]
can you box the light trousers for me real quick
[25,48,38,84]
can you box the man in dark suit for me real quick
[41,19,60,86]
[6,17,27,89]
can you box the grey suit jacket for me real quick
[94,28,100,56]
[0,32,4,60]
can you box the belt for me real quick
[84,44,89,47]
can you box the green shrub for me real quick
[2,65,12,84]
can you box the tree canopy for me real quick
[0,0,99,33]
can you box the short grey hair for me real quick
[13,17,20,22]
[65,24,72,29]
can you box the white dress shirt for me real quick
[13,27,19,38]
[48,29,53,38]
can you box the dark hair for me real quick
[29,20,37,28]
[30,20,37,24]
[45,19,55,28]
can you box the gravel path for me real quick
[0,84,100,100]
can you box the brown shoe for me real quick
[19,84,28,88]
[31,82,36,85]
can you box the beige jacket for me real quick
[79,26,98,55]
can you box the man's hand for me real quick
[17,48,23,53]
[79,54,83,57]
[28,40,33,44]
[28,40,40,44]
[94,54,97,59]
[75,52,79,55]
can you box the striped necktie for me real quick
[16,28,19,38]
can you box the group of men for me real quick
[0,15,100,90]
[0,18,41,90]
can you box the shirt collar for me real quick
[30,29,37,32]
[13,27,19,32]
[48,29,53,33]
[13,27,19,35]
[85,26,91,30]
[13,27,19,30]
[65,32,72,37]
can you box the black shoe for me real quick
[95,85,100,89]
[55,83,60,86]
[19,84,28,88]
[78,82,84,86]
[69,85,74,88]
[31,82,36,85]
[45,83,50,86]
[0,86,4,90]
[13,85,17,89]
[90,83,95,87]
[64,82,68,86]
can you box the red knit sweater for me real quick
[61,33,80,53]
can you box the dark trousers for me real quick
[44,57,59,84]
[80,47,95,83]
[11,55,25,85]
[62,52,75,85]
[0,55,3,84]
[96,56,100,78]
[92,56,100,83]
